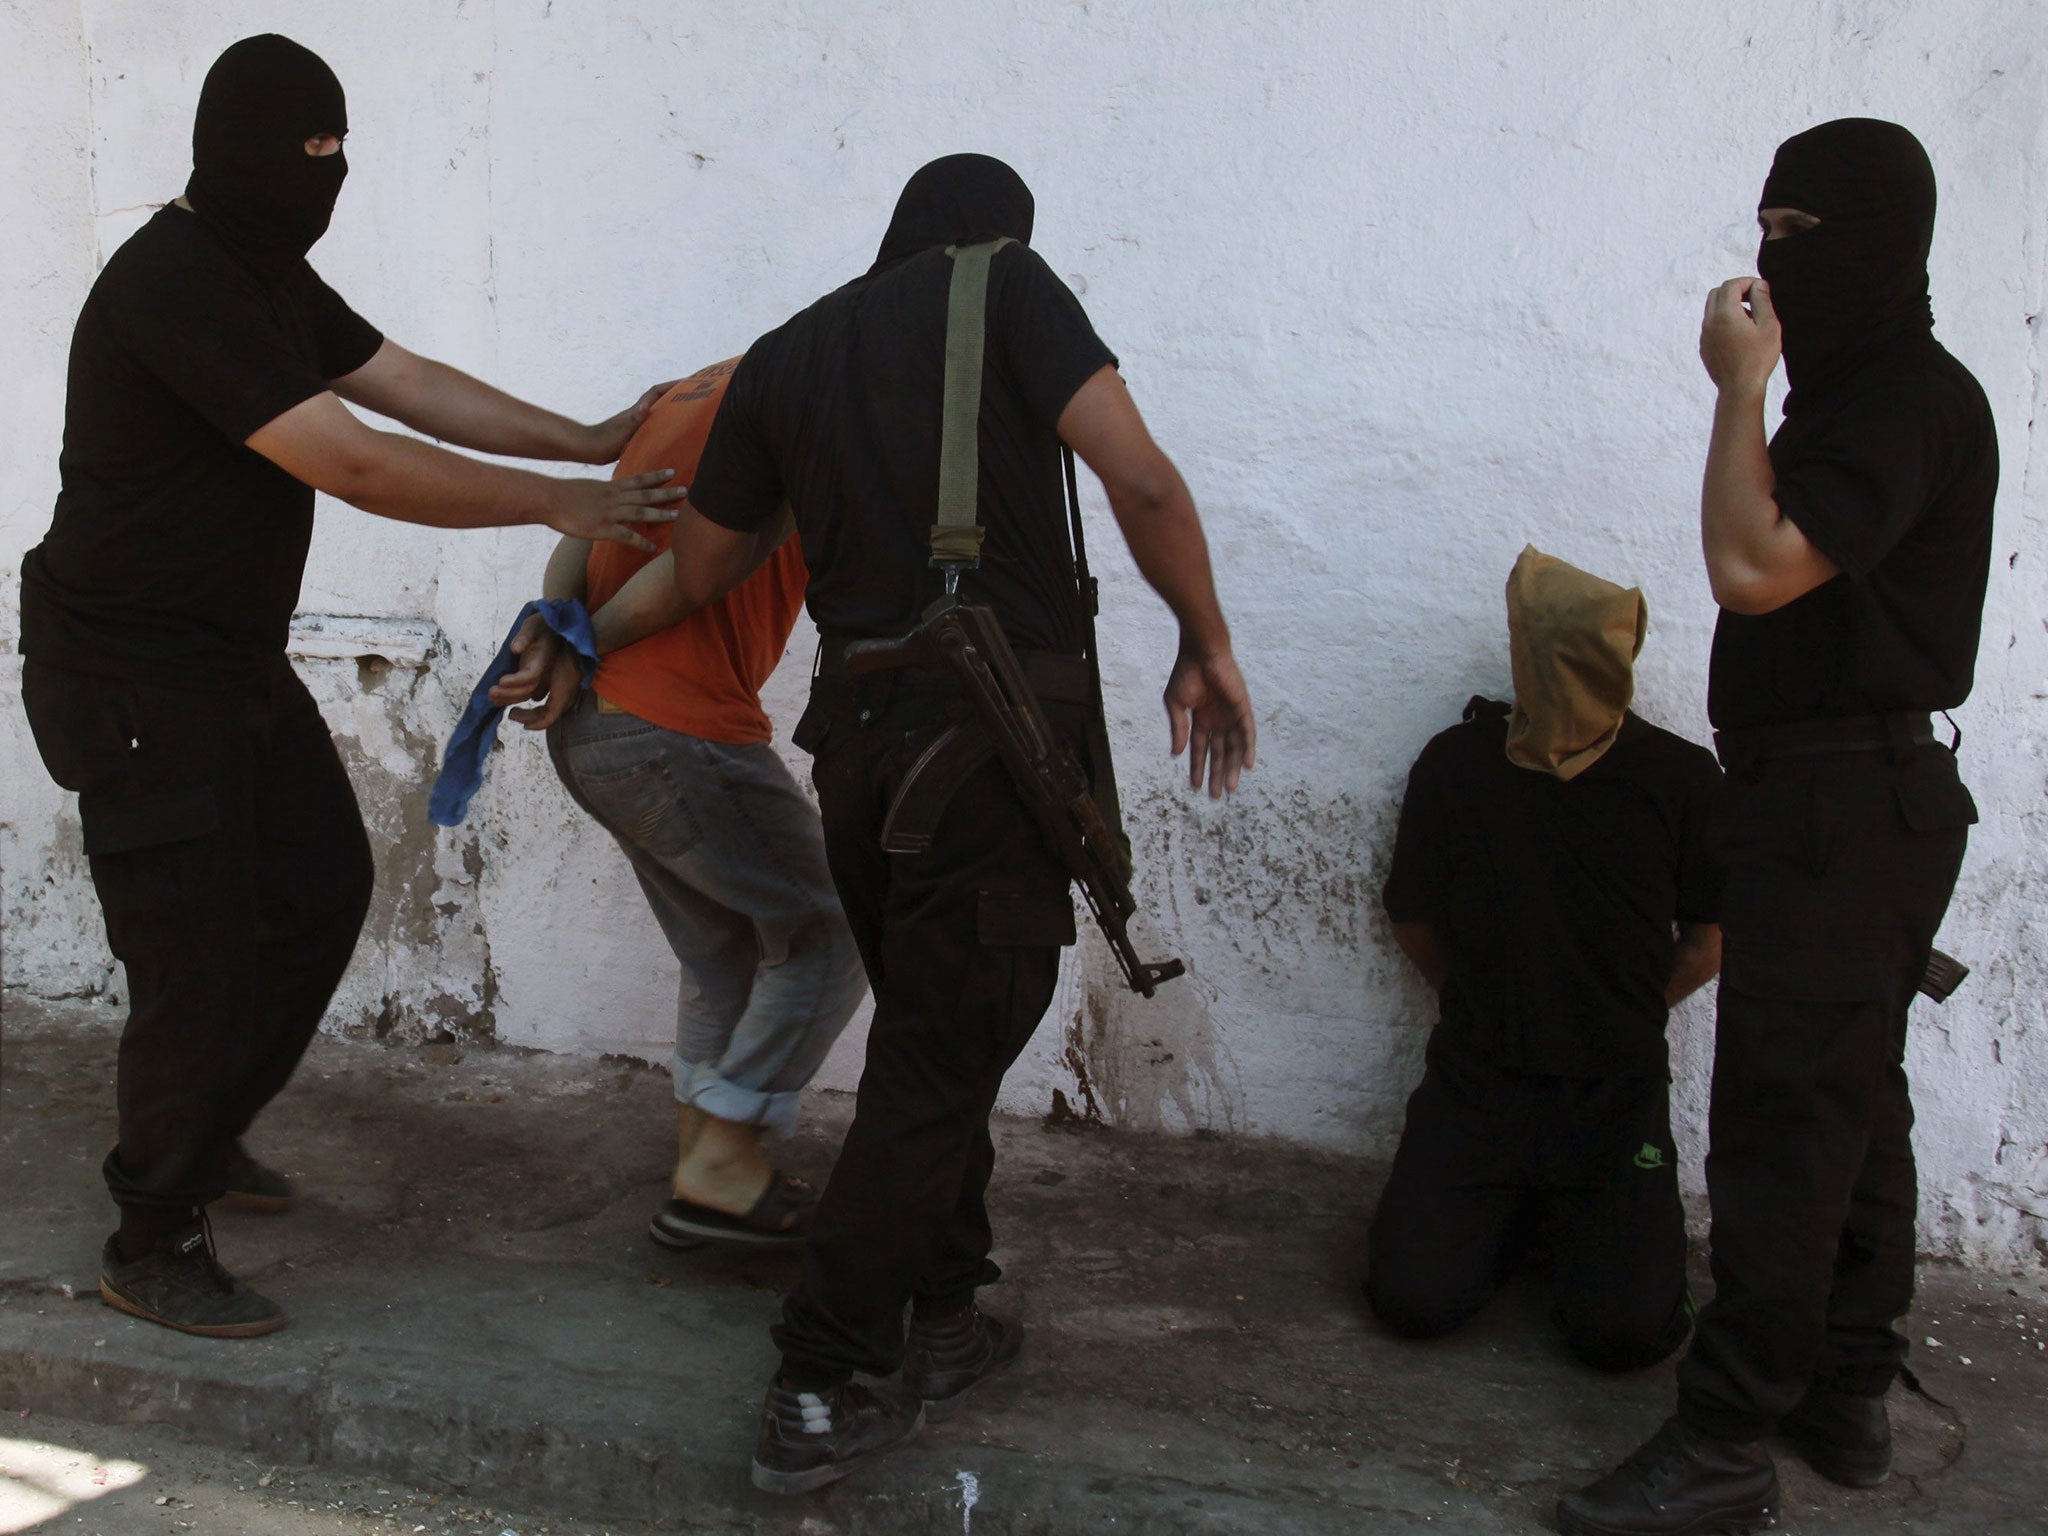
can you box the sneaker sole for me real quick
[749,1404,927,1495]
[750,1458,859,1496]
[649,1212,804,1249]
[646,1215,710,1251]
[217,1190,293,1215]
[100,1280,287,1339]
[1555,1501,1778,1536]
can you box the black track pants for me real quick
[1366,1061,1692,1371]
[21,659,373,1223]
[771,673,1079,1384]
[1677,744,1971,1441]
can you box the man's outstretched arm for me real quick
[1057,364,1255,799]
[247,392,683,548]
[333,339,671,466]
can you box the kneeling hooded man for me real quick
[1369,547,1724,1369]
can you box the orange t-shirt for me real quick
[584,359,808,744]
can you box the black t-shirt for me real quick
[20,203,382,689]
[1382,700,1725,1078]
[1708,336,1997,729]
[689,241,1117,656]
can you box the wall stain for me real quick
[1055,935,1246,1137]
[303,643,497,1047]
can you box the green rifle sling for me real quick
[933,238,1132,883]
[930,237,1013,568]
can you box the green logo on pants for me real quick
[1632,1142,1668,1170]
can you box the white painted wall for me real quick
[4,1,2045,1273]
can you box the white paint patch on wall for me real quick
[3,1,2045,1274]
[0,0,100,1000]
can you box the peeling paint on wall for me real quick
[294,629,498,1047]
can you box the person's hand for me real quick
[1164,641,1256,799]
[487,616,559,709]
[1699,277,1781,397]
[509,645,587,731]
[543,470,685,550]
[581,380,678,465]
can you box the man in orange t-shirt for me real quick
[491,358,865,1247]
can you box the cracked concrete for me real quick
[2,992,2046,1535]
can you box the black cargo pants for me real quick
[20,659,374,1232]
[1677,740,1972,1441]
[771,669,1079,1384]
[1366,1058,1692,1371]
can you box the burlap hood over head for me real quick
[1504,545,1648,781]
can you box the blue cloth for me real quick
[430,598,599,827]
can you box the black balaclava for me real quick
[872,154,1035,271]
[1755,117,1936,395]
[185,35,349,274]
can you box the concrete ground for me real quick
[1,1408,631,1536]
[2,994,2045,1536]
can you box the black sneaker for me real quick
[902,1304,1022,1422]
[1781,1384,1891,1488]
[1556,1416,1779,1536]
[218,1142,294,1214]
[749,1378,924,1495]
[99,1219,286,1339]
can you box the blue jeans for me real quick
[547,691,865,1133]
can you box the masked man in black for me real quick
[586,154,1255,1492]
[1370,548,1722,1374]
[18,34,682,1340]
[1559,120,1995,1536]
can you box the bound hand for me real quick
[544,470,685,550]
[582,380,679,465]
[509,647,588,731]
[1699,277,1781,397]
[1164,642,1256,800]
[487,617,560,709]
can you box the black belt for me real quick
[1713,712,1935,771]
[814,630,1093,705]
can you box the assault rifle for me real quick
[844,596,1186,999]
